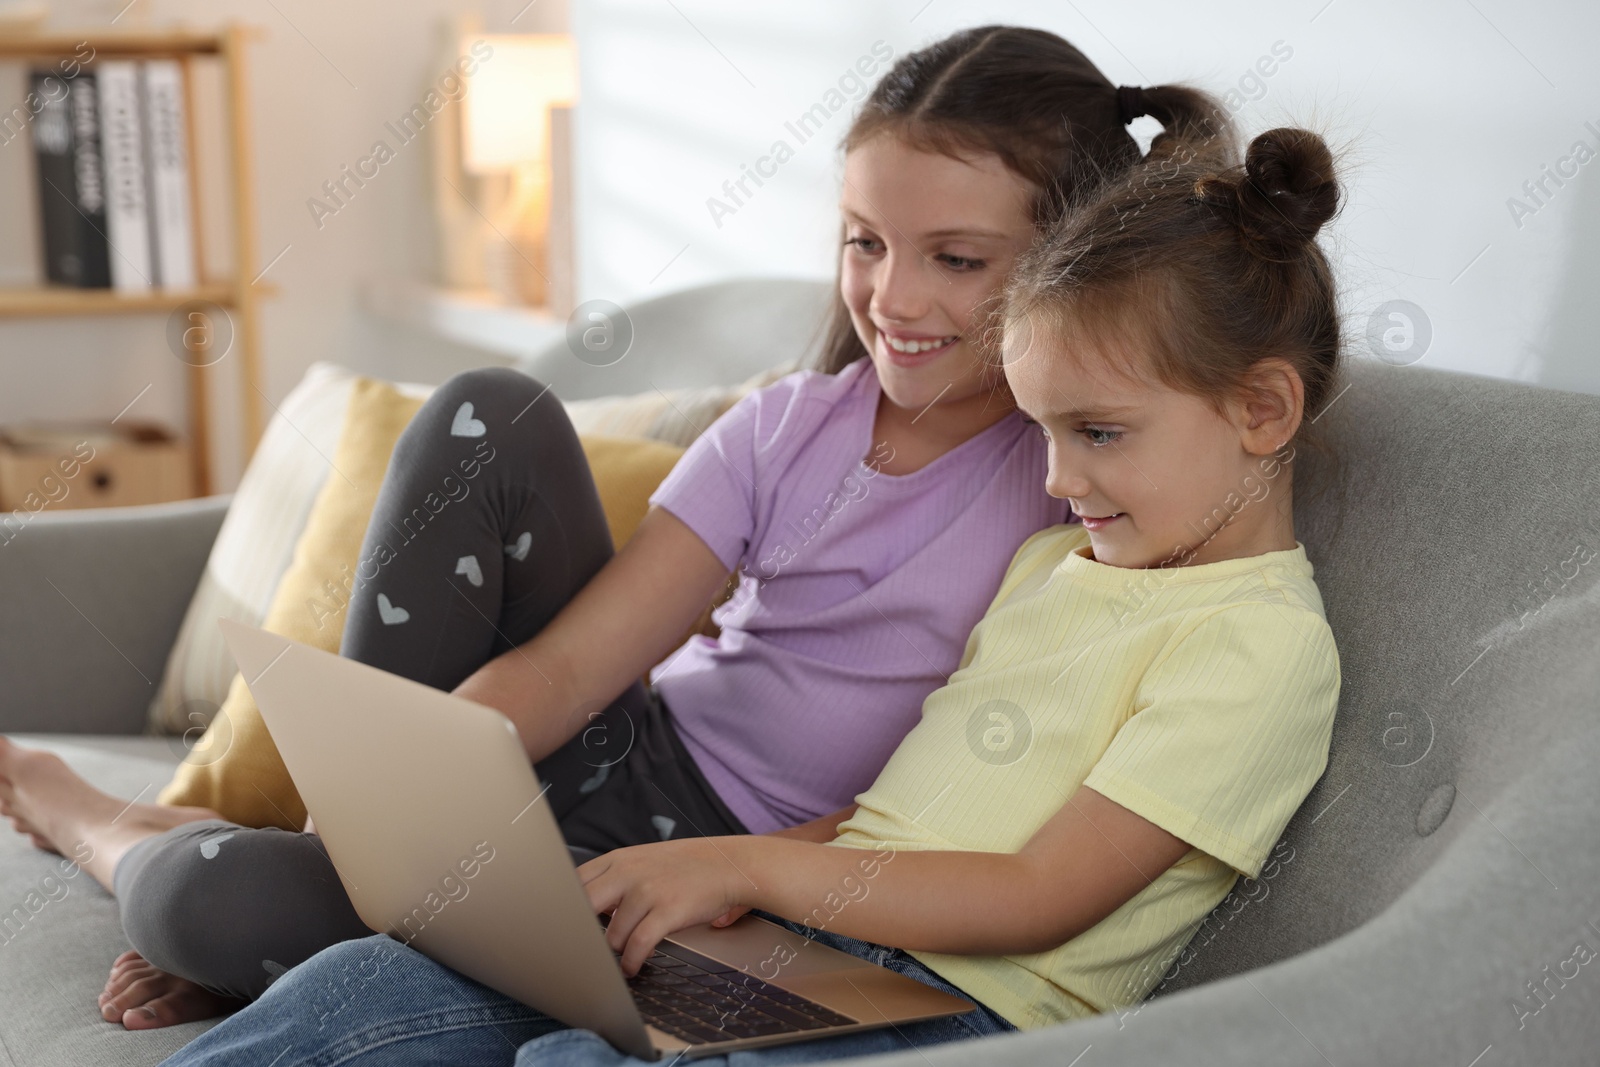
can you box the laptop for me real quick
[219,620,972,1060]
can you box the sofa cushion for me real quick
[561,361,795,449]
[577,435,691,547]
[513,278,828,401]
[0,736,208,1066]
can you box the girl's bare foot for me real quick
[2,800,59,854]
[98,950,244,1029]
[0,737,222,892]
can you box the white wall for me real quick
[570,0,1600,396]
[0,0,1592,495]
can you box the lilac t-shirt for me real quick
[648,357,1072,833]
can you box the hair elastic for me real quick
[1116,85,1148,126]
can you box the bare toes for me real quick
[102,959,157,1001]
[121,986,239,1029]
[6,810,60,854]
[98,967,240,1029]
[101,969,161,1020]
[119,1004,163,1030]
[108,950,148,978]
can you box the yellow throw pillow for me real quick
[580,434,689,549]
[158,378,686,829]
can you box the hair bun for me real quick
[1227,127,1339,252]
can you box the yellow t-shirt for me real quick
[831,523,1340,1029]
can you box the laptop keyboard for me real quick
[623,942,857,1045]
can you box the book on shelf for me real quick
[142,60,197,291]
[31,69,111,288]
[97,60,152,292]
[30,58,198,293]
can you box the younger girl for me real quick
[153,124,1346,1066]
[0,27,1220,1032]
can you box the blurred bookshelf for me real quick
[0,25,268,497]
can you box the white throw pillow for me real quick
[562,361,798,448]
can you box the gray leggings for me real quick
[113,368,745,1003]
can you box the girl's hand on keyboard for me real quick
[578,838,754,975]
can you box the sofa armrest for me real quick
[0,495,229,734]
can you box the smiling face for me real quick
[1003,314,1304,570]
[839,133,1037,416]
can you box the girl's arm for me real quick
[453,506,733,764]
[768,804,859,843]
[701,804,863,930]
[584,785,1192,973]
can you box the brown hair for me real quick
[1004,126,1344,478]
[816,25,1230,374]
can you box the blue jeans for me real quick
[158,917,1015,1067]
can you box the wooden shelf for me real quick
[0,283,237,318]
[0,24,266,498]
[0,30,227,60]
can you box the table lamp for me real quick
[460,33,577,308]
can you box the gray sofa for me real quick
[2,280,1598,1066]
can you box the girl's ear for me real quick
[1232,358,1304,456]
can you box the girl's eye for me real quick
[936,253,985,272]
[1081,427,1122,446]
[845,235,882,254]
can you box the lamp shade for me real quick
[462,33,577,173]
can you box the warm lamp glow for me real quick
[462,34,577,173]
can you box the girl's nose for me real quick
[1047,453,1092,501]
[870,250,934,323]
